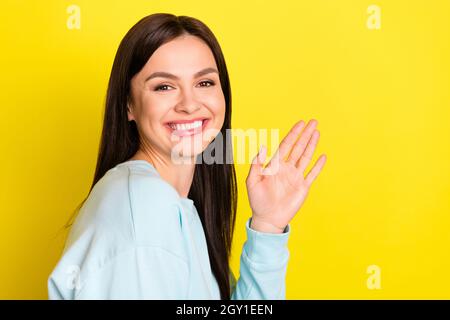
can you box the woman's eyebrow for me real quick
[145,67,218,82]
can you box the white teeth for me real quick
[169,120,203,131]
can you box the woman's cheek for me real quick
[214,99,226,126]
[205,91,225,114]
[145,96,173,117]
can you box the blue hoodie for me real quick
[47,160,290,299]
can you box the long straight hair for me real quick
[65,13,237,299]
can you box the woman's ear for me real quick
[127,101,135,122]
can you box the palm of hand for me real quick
[246,119,327,232]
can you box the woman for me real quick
[48,13,327,300]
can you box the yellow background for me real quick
[1,0,449,299]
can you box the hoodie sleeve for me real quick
[73,246,190,299]
[48,245,190,299]
[231,217,290,300]
[48,170,190,300]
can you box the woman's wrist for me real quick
[250,217,286,234]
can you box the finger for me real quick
[297,129,320,173]
[304,154,327,188]
[286,119,318,165]
[246,145,267,187]
[266,120,305,169]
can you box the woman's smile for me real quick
[164,118,210,137]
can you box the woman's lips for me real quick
[165,119,210,137]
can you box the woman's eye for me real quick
[198,80,215,87]
[154,81,215,91]
[154,84,173,91]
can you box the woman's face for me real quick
[128,34,226,162]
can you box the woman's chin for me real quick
[169,144,206,164]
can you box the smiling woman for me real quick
[47,12,326,300]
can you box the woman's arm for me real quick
[48,169,190,299]
[232,119,326,299]
[231,217,290,300]
[73,246,190,299]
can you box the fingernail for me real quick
[260,144,267,152]
[258,145,266,161]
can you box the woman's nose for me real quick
[174,88,201,113]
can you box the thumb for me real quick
[246,145,267,186]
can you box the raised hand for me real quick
[245,119,327,233]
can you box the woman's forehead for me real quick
[144,35,217,74]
